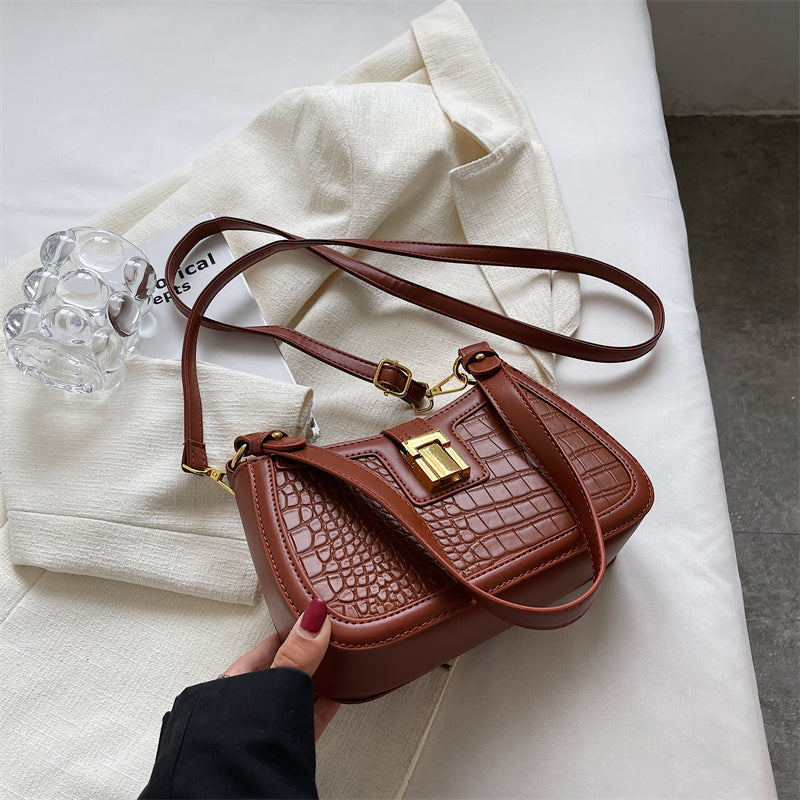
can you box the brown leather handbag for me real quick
[168,218,664,702]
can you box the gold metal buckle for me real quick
[413,356,475,416]
[375,355,475,415]
[373,359,414,399]
[400,429,470,490]
[182,463,235,495]
[425,356,474,399]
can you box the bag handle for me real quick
[165,217,664,475]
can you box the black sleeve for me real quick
[139,667,319,799]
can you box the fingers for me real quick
[271,600,340,740]
[221,601,331,678]
[223,633,282,677]
[271,599,331,677]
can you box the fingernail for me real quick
[298,598,327,639]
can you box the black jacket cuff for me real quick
[139,667,318,799]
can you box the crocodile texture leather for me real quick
[274,391,632,619]
[274,465,448,619]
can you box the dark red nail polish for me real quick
[300,598,327,635]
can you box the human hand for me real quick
[222,599,340,740]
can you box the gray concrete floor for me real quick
[665,116,799,800]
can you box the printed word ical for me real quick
[153,252,217,305]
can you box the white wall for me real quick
[648,0,799,115]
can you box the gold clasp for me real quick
[400,429,470,490]
[414,356,475,415]
[426,356,474,398]
[182,463,235,495]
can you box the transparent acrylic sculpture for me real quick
[3,228,156,393]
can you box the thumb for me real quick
[270,599,331,677]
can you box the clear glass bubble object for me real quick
[40,229,76,268]
[56,268,110,310]
[75,231,125,272]
[2,227,155,393]
[123,256,156,301]
[22,266,59,302]
[107,291,140,337]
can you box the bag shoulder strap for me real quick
[165,217,664,473]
